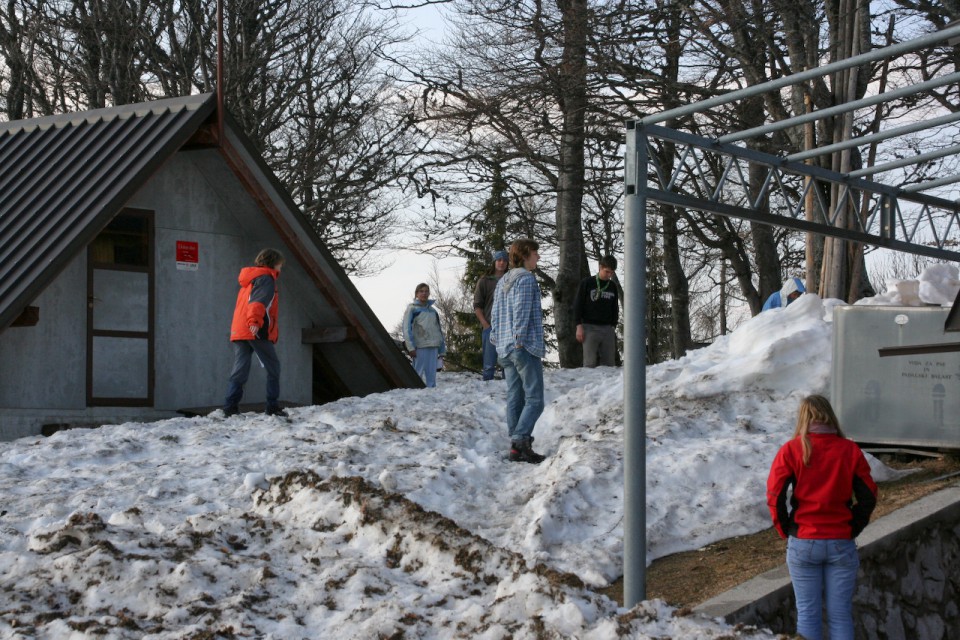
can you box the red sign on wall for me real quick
[176,241,199,271]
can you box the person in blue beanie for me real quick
[762,277,806,312]
[473,250,508,380]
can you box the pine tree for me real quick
[444,163,515,372]
[646,233,673,364]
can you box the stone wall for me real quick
[694,484,960,639]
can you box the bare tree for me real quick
[267,7,426,273]
[0,0,48,118]
[399,0,679,366]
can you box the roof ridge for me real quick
[0,93,215,134]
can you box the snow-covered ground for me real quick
[1,266,956,639]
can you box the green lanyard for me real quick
[596,275,611,295]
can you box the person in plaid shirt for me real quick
[489,239,546,463]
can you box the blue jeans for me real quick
[787,537,859,640]
[224,340,281,409]
[481,327,498,380]
[499,347,544,442]
[413,347,438,387]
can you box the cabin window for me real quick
[90,214,150,267]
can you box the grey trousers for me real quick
[582,323,617,367]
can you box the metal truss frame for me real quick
[632,123,960,261]
[621,21,960,608]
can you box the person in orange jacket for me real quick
[222,248,287,417]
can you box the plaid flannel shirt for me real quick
[489,268,544,359]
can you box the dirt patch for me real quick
[599,452,960,609]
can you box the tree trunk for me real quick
[741,94,782,303]
[725,238,765,315]
[846,15,894,303]
[552,0,589,368]
[658,4,692,357]
[662,206,692,357]
[822,0,871,300]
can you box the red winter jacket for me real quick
[766,432,877,540]
[230,266,280,343]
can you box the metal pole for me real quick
[899,172,960,193]
[216,0,224,146]
[623,122,648,608]
[849,143,960,180]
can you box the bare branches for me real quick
[0,0,427,275]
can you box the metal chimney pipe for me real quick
[216,0,224,146]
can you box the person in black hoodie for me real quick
[574,255,619,367]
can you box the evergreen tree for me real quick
[646,233,673,364]
[445,163,516,372]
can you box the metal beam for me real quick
[849,143,960,180]
[643,124,960,256]
[787,111,960,164]
[724,73,960,147]
[648,188,960,261]
[637,23,960,127]
[899,171,960,194]
[649,124,898,194]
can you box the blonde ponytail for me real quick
[793,395,844,465]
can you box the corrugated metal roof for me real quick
[0,93,216,330]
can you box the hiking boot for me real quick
[222,405,240,417]
[265,406,289,417]
[509,439,546,464]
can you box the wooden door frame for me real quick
[86,208,155,407]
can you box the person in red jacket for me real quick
[766,395,877,640]
[222,248,287,417]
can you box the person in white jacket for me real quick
[402,283,446,387]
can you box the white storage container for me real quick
[831,305,960,449]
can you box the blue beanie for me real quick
[492,250,508,262]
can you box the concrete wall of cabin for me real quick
[0,252,88,414]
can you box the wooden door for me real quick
[87,209,154,406]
